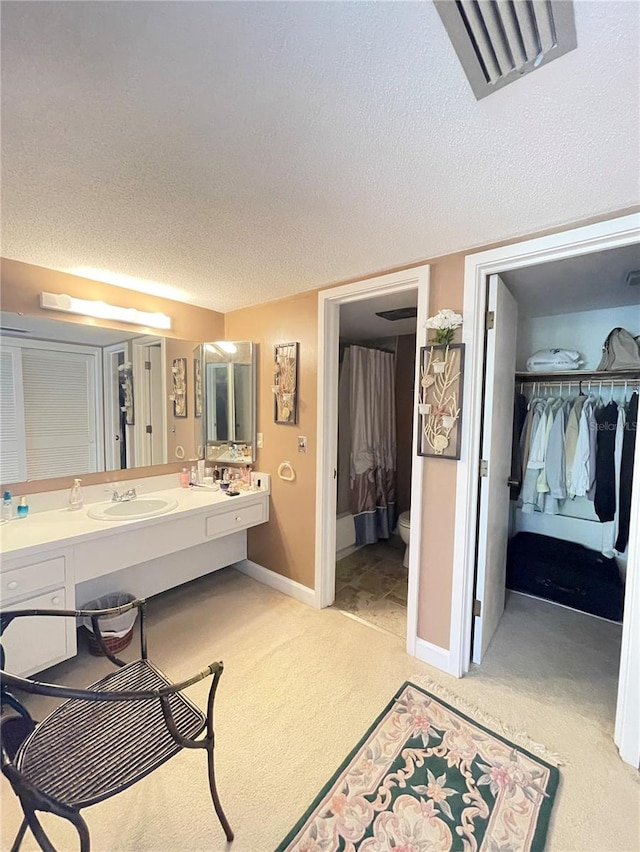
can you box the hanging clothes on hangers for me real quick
[615,391,638,553]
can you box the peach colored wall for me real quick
[224,291,318,588]
[0,258,224,494]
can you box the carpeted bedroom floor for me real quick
[1,568,638,852]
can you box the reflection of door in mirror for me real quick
[0,338,101,482]
[104,343,132,471]
[133,337,167,467]
[207,363,229,441]
[233,364,251,441]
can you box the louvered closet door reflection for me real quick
[22,348,98,479]
[0,346,27,483]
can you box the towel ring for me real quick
[277,461,296,482]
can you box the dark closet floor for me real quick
[333,537,407,638]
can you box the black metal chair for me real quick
[0,598,234,851]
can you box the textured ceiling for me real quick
[1,1,639,312]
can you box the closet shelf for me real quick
[516,369,640,383]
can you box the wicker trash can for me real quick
[81,593,138,656]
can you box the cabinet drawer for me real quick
[3,587,71,677]
[1,556,65,602]
[205,502,266,538]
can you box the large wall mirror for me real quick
[0,311,203,484]
[198,341,256,464]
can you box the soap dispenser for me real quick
[69,478,84,511]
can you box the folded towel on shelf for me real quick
[526,349,583,372]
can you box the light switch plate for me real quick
[256,433,263,448]
[297,436,307,453]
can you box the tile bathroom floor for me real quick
[333,537,407,638]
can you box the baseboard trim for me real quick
[414,637,455,676]
[234,559,317,608]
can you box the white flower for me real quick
[425,309,463,331]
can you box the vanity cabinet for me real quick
[1,487,269,676]
[1,550,76,678]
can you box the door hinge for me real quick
[486,310,495,330]
[146,425,153,434]
[479,459,488,477]
[144,360,152,370]
[473,599,482,617]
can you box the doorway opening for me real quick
[315,265,430,654]
[452,213,640,766]
[332,293,418,638]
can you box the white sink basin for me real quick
[87,497,178,521]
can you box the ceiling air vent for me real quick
[434,0,577,100]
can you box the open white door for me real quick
[472,274,518,663]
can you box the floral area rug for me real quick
[276,682,559,852]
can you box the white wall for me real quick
[516,304,640,371]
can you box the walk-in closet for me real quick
[475,242,639,729]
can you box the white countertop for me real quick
[0,485,268,563]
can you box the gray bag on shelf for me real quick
[596,328,640,371]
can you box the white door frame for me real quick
[449,212,640,766]
[315,264,430,657]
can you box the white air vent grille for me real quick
[435,0,577,99]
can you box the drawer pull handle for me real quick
[235,516,241,522]
[7,581,19,590]
[51,596,61,605]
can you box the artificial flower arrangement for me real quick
[425,309,463,346]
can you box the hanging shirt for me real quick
[565,395,587,490]
[520,400,546,514]
[615,392,638,553]
[594,401,618,522]
[570,398,594,498]
[602,403,626,557]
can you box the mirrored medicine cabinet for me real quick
[196,341,256,464]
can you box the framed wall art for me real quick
[172,357,188,418]
[272,342,298,424]
[417,343,465,459]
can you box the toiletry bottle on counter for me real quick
[2,491,12,521]
[16,496,29,518]
[189,464,198,486]
[180,468,190,488]
[69,478,84,511]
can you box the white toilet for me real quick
[397,511,411,568]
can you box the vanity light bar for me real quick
[40,292,172,330]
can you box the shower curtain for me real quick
[346,344,397,546]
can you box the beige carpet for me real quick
[1,570,638,852]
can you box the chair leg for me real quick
[207,744,234,842]
[18,805,90,852]
[9,817,28,852]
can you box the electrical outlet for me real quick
[297,436,307,454]
[256,432,263,449]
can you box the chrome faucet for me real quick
[111,487,137,502]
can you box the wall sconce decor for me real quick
[272,342,298,424]
[172,357,187,418]
[40,291,171,330]
[417,343,465,459]
[194,357,202,418]
[118,362,134,426]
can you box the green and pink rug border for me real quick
[277,680,559,851]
